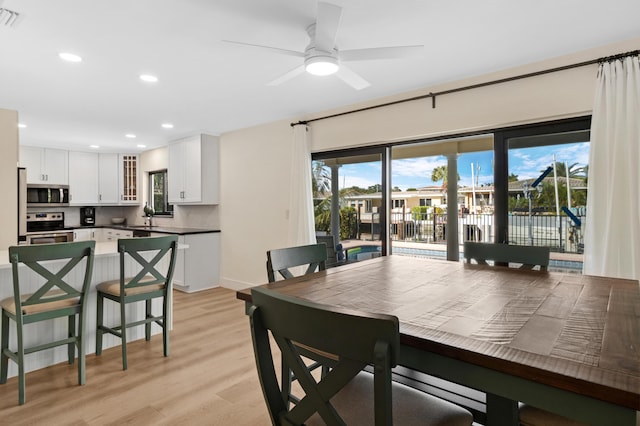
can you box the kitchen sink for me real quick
[132,229,151,238]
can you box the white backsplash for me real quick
[53,204,218,229]
[124,204,219,229]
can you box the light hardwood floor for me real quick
[0,287,272,425]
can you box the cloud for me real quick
[509,142,589,180]
[392,156,447,178]
[339,162,381,189]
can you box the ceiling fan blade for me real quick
[222,40,304,58]
[267,64,306,86]
[340,45,424,62]
[335,64,370,90]
[314,2,342,52]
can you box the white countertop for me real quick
[0,241,187,270]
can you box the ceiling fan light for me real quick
[305,56,339,76]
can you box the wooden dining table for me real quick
[237,255,640,425]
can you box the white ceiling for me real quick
[2,0,639,153]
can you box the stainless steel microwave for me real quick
[26,184,70,207]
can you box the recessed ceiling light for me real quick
[59,52,83,63]
[137,144,147,148]
[18,123,27,128]
[90,145,99,149]
[125,134,136,138]
[161,123,174,129]
[139,74,158,83]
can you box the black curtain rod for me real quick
[291,49,639,127]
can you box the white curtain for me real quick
[288,123,317,247]
[583,54,640,280]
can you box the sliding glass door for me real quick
[390,135,494,260]
[495,117,591,270]
[312,147,387,262]
[311,117,590,271]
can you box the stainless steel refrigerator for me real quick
[18,167,27,243]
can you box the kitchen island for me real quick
[71,225,221,293]
[89,225,221,293]
[0,240,187,379]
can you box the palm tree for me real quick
[431,165,447,187]
[431,165,460,188]
[312,161,331,197]
[544,162,587,180]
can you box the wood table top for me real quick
[237,255,640,410]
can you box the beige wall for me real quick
[220,120,294,287]
[0,109,19,248]
[218,37,640,289]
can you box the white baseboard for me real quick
[220,276,257,291]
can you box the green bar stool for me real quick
[95,236,178,370]
[0,240,96,405]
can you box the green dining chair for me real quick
[95,235,178,370]
[249,287,474,425]
[266,243,333,407]
[463,242,581,424]
[0,240,96,405]
[266,243,327,282]
[315,235,344,268]
[463,241,550,270]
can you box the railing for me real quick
[388,211,584,254]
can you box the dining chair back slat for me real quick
[463,241,550,271]
[266,243,327,282]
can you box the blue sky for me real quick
[335,142,590,191]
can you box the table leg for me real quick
[486,393,519,426]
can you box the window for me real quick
[365,199,373,214]
[312,148,387,259]
[149,170,173,216]
[501,124,590,254]
[312,116,590,272]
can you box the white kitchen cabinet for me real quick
[172,232,220,293]
[99,153,120,204]
[91,228,105,242]
[68,151,135,205]
[99,153,137,205]
[118,154,138,204]
[73,228,95,241]
[20,146,68,185]
[68,151,99,204]
[168,134,219,205]
[103,228,133,241]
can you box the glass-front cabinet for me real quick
[119,154,138,204]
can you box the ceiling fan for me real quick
[223,2,423,90]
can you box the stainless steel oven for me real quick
[25,211,74,245]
